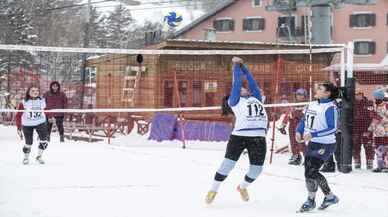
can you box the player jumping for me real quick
[205,57,268,204]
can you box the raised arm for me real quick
[241,65,262,102]
[228,64,243,107]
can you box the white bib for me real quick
[304,101,337,144]
[21,98,47,126]
[230,96,268,137]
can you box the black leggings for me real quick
[304,156,331,195]
[22,123,49,154]
[47,116,64,137]
[225,135,267,166]
[22,123,49,145]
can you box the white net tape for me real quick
[0,102,310,113]
[0,44,344,55]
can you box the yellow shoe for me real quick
[237,185,249,202]
[205,191,217,204]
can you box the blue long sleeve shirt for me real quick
[241,65,262,102]
[296,99,338,144]
[229,64,243,106]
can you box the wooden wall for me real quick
[92,52,331,110]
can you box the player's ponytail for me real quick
[221,95,234,116]
[321,81,340,100]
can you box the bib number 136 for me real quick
[28,112,42,120]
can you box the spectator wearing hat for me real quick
[278,88,307,165]
[368,88,388,172]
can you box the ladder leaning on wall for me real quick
[121,65,143,107]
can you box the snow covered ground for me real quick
[0,125,387,217]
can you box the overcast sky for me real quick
[82,0,205,30]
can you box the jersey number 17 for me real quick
[305,114,315,129]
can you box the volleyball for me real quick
[164,11,183,28]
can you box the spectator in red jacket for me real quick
[278,88,307,165]
[353,91,374,170]
[43,81,68,142]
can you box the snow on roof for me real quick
[87,55,103,60]
[380,55,388,67]
[325,55,388,72]
[168,39,345,48]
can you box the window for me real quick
[178,81,188,107]
[298,15,309,36]
[252,0,261,7]
[192,81,203,107]
[163,80,174,107]
[354,41,376,55]
[243,18,265,31]
[213,19,234,32]
[278,16,296,37]
[350,13,376,28]
[204,81,217,106]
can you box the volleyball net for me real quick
[1,42,385,153]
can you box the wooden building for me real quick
[87,39,340,111]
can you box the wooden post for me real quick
[108,116,112,145]
[173,70,186,149]
[269,56,281,164]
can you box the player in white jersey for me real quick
[205,57,268,204]
[15,85,49,165]
[296,82,340,212]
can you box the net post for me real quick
[340,48,346,88]
[339,42,355,173]
[108,116,112,145]
[269,55,282,164]
[173,69,186,149]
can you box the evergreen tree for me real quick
[87,6,108,48]
[105,4,135,48]
[0,0,35,74]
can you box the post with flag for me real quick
[163,11,183,38]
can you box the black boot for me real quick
[289,154,302,165]
[372,168,382,173]
[60,135,65,142]
[321,161,335,173]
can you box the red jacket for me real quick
[16,103,24,129]
[43,81,68,118]
[281,106,305,132]
[353,97,373,133]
